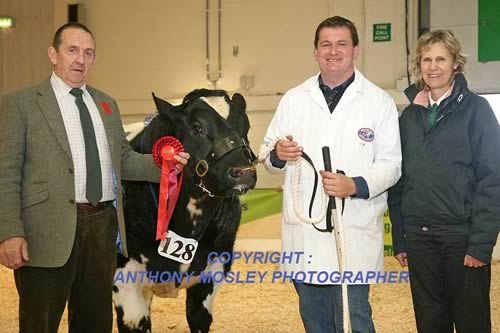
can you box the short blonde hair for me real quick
[410,29,467,90]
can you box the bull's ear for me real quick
[152,93,176,119]
[231,93,246,113]
[228,92,250,136]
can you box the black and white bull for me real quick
[113,89,257,332]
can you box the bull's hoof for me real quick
[115,306,152,333]
[187,307,212,333]
[188,323,211,333]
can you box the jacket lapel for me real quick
[87,86,114,150]
[305,74,330,112]
[334,69,362,111]
[36,80,72,159]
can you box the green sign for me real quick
[0,16,14,29]
[373,23,391,42]
[479,0,500,61]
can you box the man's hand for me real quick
[275,135,303,161]
[395,252,408,267]
[0,237,29,269]
[464,255,486,268]
[174,152,190,174]
[320,171,357,198]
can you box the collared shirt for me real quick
[50,73,115,203]
[318,73,355,113]
[429,81,454,107]
[427,81,455,128]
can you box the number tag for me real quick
[157,230,198,264]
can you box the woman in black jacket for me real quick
[388,29,500,333]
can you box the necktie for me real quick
[428,103,438,129]
[70,88,102,206]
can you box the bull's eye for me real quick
[191,124,203,135]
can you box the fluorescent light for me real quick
[479,93,500,125]
[0,16,14,29]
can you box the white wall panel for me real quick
[430,0,477,27]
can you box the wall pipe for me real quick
[206,0,222,88]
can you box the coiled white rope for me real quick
[259,138,351,333]
[292,156,328,224]
[259,138,327,224]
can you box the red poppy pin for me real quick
[101,100,112,115]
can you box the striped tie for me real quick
[70,88,102,206]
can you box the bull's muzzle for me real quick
[229,166,257,195]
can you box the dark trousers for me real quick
[14,204,118,333]
[406,231,491,333]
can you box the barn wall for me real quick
[1,1,499,200]
[0,0,54,95]
[71,0,414,188]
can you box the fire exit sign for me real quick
[373,23,391,42]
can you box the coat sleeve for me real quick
[109,98,161,182]
[0,93,26,242]
[261,93,290,174]
[362,93,402,199]
[467,97,500,263]
[388,114,407,255]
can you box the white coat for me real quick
[263,69,402,284]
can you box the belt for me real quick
[76,201,112,212]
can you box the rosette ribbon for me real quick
[152,136,184,240]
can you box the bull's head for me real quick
[144,89,257,197]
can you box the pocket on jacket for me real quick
[21,190,49,208]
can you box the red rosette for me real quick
[152,136,185,240]
[152,136,184,168]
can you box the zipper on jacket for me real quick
[418,97,465,135]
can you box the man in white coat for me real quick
[262,16,401,332]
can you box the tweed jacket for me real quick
[0,79,160,267]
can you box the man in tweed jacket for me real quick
[0,22,188,332]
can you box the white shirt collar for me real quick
[50,72,88,97]
[429,81,454,106]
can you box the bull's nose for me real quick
[229,167,243,179]
[228,167,257,186]
[228,167,256,179]
[229,167,257,195]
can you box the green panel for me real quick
[478,0,500,61]
[478,0,500,22]
[240,189,283,224]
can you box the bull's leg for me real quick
[186,281,222,333]
[113,282,153,332]
[113,260,154,332]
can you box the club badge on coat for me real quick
[358,128,374,142]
